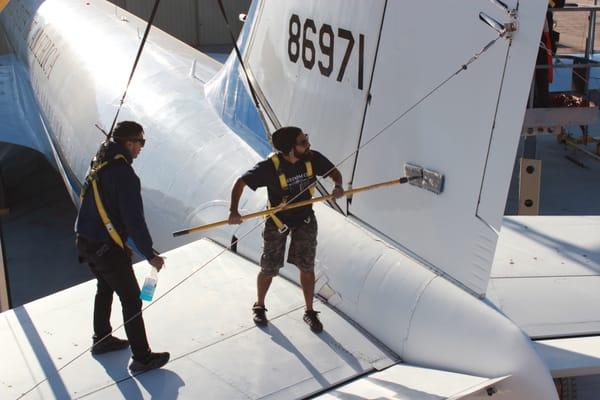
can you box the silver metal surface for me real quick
[404,163,424,189]
[403,163,444,194]
[422,168,444,195]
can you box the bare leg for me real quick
[256,272,273,306]
[300,270,315,311]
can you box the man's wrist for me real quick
[334,183,343,189]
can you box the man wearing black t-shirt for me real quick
[228,126,343,333]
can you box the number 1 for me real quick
[358,33,364,90]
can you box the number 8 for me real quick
[288,14,301,63]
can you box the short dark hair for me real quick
[112,121,143,144]
[271,126,302,153]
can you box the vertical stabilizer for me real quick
[242,0,547,296]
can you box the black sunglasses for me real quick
[129,138,146,146]
[296,134,309,147]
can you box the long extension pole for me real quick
[173,176,417,237]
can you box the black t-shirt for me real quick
[242,150,335,227]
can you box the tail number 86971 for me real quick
[287,14,365,90]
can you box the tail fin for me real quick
[236,0,547,296]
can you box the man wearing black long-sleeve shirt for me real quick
[76,121,169,372]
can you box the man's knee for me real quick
[259,264,280,277]
[96,281,113,297]
[122,300,143,320]
[260,245,285,277]
[299,269,315,277]
[120,292,143,314]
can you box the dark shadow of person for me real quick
[135,367,186,400]
[262,323,330,388]
[314,330,363,373]
[92,350,144,399]
[92,351,185,399]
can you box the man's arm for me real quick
[228,177,247,224]
[312,150,344,199]
[328,168,344,199]
[117,169,164,270]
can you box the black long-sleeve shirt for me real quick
[75,142,154,261]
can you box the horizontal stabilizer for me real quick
[0,239,396,399]
[487,216,600,338]
[535,337,600,378]
[317,364,510,399]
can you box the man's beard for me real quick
[294,148,311,160]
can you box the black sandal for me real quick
[252,303,268,326]
[303,310,323,333]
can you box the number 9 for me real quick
[318,24,334,77]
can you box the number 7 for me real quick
[337,28,354,83]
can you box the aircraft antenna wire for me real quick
[17,29,506,400]
[107,0,162,139]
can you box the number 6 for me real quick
[302,19,316,70]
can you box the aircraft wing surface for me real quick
[487,216,600,339]
[0,238,401,399]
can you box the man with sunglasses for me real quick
[228,126,343,333]
[76,121,169,372]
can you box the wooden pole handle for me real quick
[172,177,409,237]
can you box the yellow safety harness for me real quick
[80,153,128,249]
[269,153,314,233]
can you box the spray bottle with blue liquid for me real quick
[140,266,158,302]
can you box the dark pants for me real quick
[77,236,150,359]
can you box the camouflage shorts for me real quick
[260,216,318,277]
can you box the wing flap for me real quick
[316,364,510,399]
[0,238,396,399]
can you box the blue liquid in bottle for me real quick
[140,267,158,301]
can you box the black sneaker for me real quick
[303,310,323,333]
[252,303,268,326]
[129,352,170,373]
[91,335,129,355]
